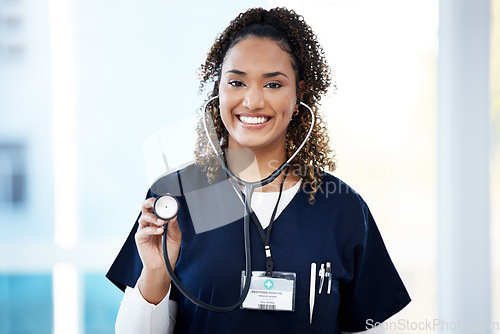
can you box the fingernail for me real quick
[157,219,163,224]
[157,227,163,232]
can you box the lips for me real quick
[237,115,271,125]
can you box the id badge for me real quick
[240,271,296,311]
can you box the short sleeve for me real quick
[106,211,144,292]
[106,170,182,291]
[106,187,158,291]
[338,200,411,332]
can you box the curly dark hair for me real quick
[194,7,336,202]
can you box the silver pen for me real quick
[318,263,325,294]
[309,263,316,324]
[326,262,332,294]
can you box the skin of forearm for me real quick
[137,267,171,305]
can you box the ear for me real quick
[296,80,306,101]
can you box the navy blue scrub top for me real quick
[107,164,411,333]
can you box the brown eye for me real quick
[265,82,282,89]
[229,81,244,87]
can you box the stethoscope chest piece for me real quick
[153,195,179,220]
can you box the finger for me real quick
[138,219,164,229]
[139,212,165,228]
[167,216,177,224]
[142,197,156,213]
[138,215,148,228]
[166,217,182,243]
[135,225,164,240]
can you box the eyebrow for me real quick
[225,69,289,79]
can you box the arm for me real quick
[134,197,181,303]
[115,197,182,332]
[115,286,177,334]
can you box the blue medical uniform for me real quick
[106,164,411,333]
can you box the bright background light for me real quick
[50,0,78,250]
[53,263,79,334]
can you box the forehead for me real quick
[221,38,295,75]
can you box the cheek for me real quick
[218,90,240,124]
[218,86,231,110]
[279,100,296,120]
[218,101,233,131]
[219,106,230,127]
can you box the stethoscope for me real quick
[153,95,315,312]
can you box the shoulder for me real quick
[315,172,367,210]
[149,163,209,198]
[308,172,372,235]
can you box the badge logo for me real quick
[264,279,274,289]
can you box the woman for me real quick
[107,7,410,333]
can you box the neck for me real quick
[225,144,298,192]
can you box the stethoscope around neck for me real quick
[154,95,315,312]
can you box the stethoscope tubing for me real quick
[161,96,315,312]
[162,196,252,312]
[202,96,315,189]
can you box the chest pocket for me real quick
[297,271,341,330]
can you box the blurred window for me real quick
[84,273,123,333]
[0,274,53,333]
[0,142,26,211]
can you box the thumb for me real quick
[166,217,182,244]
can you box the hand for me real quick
[135,197,182,304]
[135,197,182,272]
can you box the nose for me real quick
[242,87,265,110]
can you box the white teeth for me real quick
[239,115,268,124]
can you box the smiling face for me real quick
[219,37,300,160]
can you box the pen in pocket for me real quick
[318,263,325,294]
[326,262,332,294]
[309,262,316,324]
